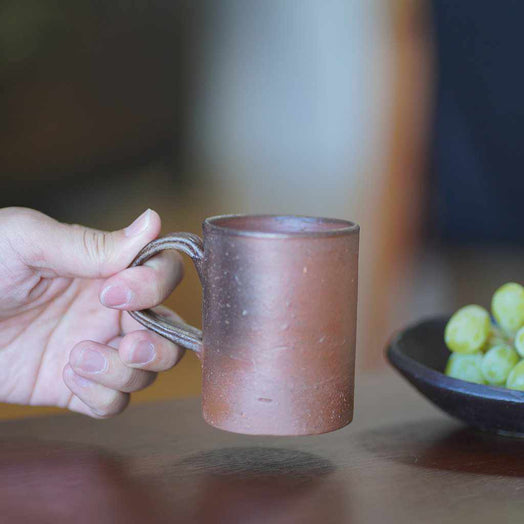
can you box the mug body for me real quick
[200,215,359,435]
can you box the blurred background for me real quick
[2,0,523,418]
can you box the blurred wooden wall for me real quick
[360,0,432,369]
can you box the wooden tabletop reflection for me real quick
[2,372,524,523]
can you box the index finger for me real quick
[99,250,183,310]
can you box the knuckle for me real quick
[120,371,140,392]
[121,370,155,392]
[78,227,112,273]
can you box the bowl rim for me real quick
[387,316,524,404]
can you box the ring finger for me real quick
[68,340,157,393]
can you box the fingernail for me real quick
[73,348,107,374]
[124,209,151,237]
[130,340,156,365]
[100,285,132,307]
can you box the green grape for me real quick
[480,344,519,385]
[444,305,491,354]
[491,282,524,336]
[506,360,524,391]
[482,325,509,352]
[445,353,485,384]
[514,326,524,358]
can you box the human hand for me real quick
[0,207,186,417]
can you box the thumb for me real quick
[9,208,161,279]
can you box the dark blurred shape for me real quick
[176,446,335,479]
[360,419,524,477]
[0,1,201,218]
[430,1,524,245]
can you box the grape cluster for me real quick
[444,283,524,390]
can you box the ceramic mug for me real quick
[129,214,359,435]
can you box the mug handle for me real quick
[127,233,204,356]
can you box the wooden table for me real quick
[3,370,524,523]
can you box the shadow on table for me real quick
[170,446,349,523]
[358,419,524,477]
[0,439,164,523]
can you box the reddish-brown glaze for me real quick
[130,215,359,435]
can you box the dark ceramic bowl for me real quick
[387,317,524,437]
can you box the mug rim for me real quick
[203,214,359,238]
